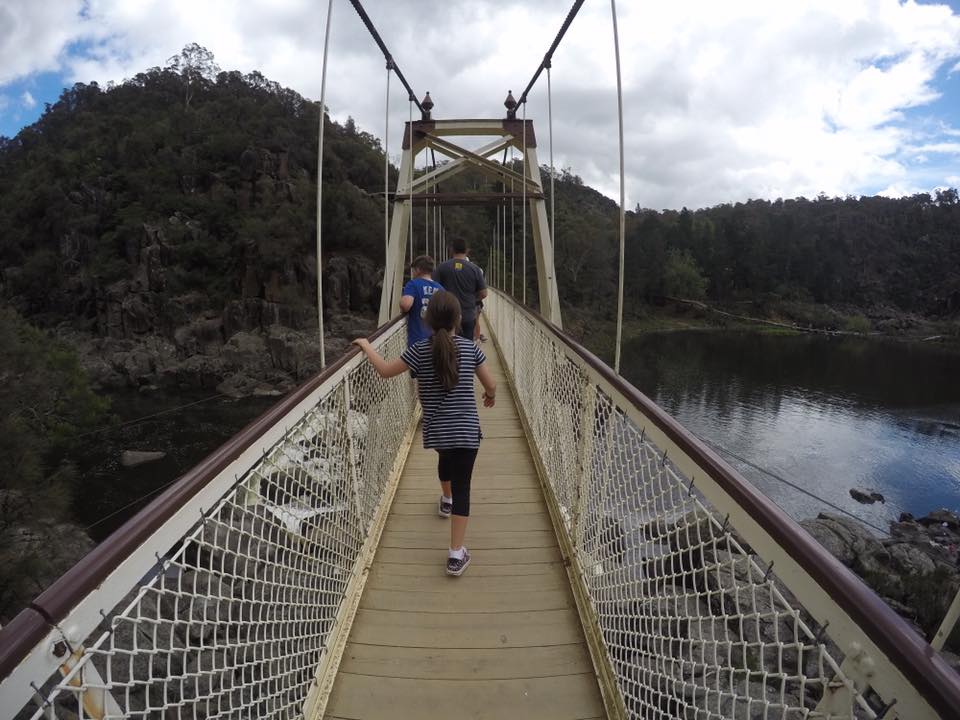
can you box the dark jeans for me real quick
[459,318,476,341]
[437,448,479,516]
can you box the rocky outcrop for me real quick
[802,510,960,653]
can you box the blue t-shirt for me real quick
[402,277,444,346]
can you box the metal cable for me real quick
[346,0,423,112]
[383,64,391,263]
[408,98,413,274]
[611,0,626,375]
[547,65,556,284]
[316,0,334,369]
[697,434,893,536]
[516,0,587,105]
[522,102,527,305]
[511,149,515,298]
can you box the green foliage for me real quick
[662,248,707,300]
[842,314,872,334]
[0,306,109,620]
[0,46,390,326]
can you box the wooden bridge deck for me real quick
[324,335,605,719]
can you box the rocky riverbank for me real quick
[53,252,381,398]
[801,509,960,662]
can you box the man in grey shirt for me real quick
[434,237,487,340]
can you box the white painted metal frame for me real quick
[377,119,562,328]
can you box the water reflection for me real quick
[621,331,960,528]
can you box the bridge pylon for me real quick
[378,115,562,328]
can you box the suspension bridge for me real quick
[2,1,960,718]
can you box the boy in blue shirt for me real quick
[400,255,444,347]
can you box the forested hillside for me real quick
[1,45,958,354]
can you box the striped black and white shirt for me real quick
[401,336,486,449]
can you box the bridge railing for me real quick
[0,318,417,720]
[484,289,960,720]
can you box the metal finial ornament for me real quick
[421,91,433,120]
[504,90,517,119]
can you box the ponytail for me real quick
[431,329,459,392]
[424,290,462,392]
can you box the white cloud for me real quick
[1,0,959,208]
[908,141,960,153]
[0,0,90,84]
[20,90,35,108]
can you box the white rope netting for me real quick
[21,325,414,719]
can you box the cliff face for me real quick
[0,67,392,393]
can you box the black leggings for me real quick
[437,448,478,517]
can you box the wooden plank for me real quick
[325,673,604,720]
[371,560,564,577]
[360,587,574,613]
[347,607,587,648]
[388,501,547,516]
[398,475,539,490]
[339,643,594,680]
[393,487,544,503]
[379,530,558,550]
[367,565,568,592]
[372,546,563,565]
[384,513,554,533]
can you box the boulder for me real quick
[799,513,890,575]
[121,450,167,467]
[849,488,885,504]
[919,509,960,531]
[886,542,937,576]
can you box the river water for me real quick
[75,392,276,542]
[77,331,960,542]
[619,330,960,531]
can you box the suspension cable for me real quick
[511,147,515,298]
[431,149,438,260]
[516,0,587,106]
[502,148,508,288]
[316,0,334,369]
[383,63,391,264]
[408,98,413,274]
[547,64,556,283]
[522,101,527,305]
[346,0,423,113]
[611,0,626,375]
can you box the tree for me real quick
[663,248,707,300]
[166,43,221,109]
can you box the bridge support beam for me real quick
[379,143,413,325]
[378,118,562,328]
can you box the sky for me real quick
[1,0,959,210]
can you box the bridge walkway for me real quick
[323,333,606,719]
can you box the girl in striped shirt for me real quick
[353,290,497,576]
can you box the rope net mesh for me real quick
[486,292,882,720]
[22,324,415,719]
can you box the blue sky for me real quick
[1,0,959,208]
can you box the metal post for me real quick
[933,583,960,651]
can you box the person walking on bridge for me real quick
[434,238,487,341]
[353,290,496,576]
[399,255,443,348]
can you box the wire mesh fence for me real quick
[485,291,897,720]
[15,323,415,720]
